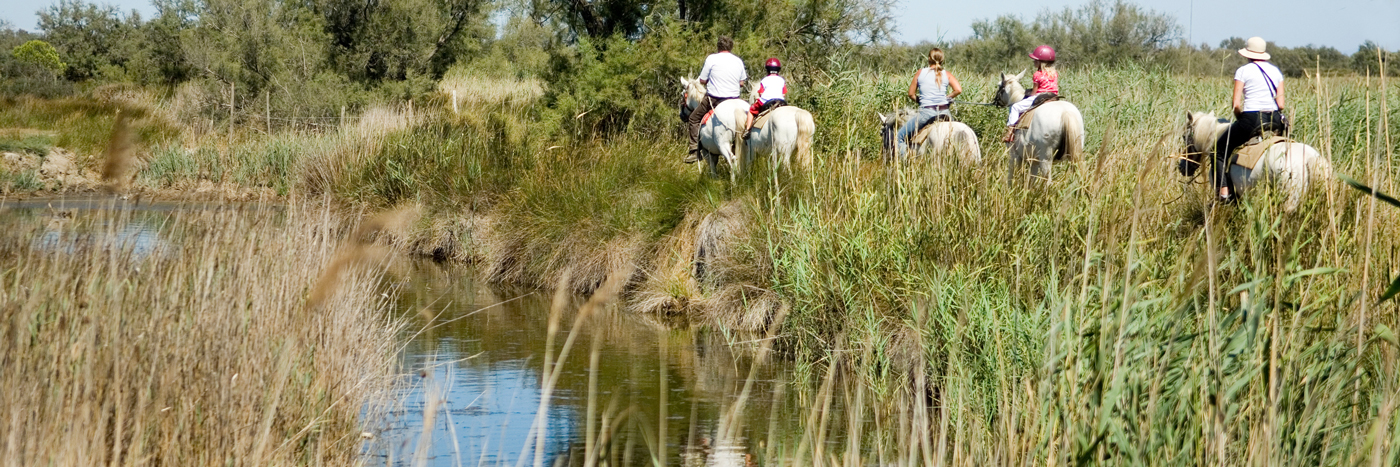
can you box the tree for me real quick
[954,0,1179,73]
[312,0,491,82]
[1352,41,1397,76]
[37,0,140,81]
[12,40,66,75]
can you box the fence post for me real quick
[228,82,235,146]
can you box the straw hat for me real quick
[1238,36,1270,60]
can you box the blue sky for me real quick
[3,0,1398,51]
[891,0,1400,51]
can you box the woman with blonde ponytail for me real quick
[896,48,962,157]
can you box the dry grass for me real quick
[293,104,432,197]
[0,202,404,465]
[437,73,545,111]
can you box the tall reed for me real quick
[0,201,404,465]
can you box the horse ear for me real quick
[1000,72,1006,81]
[1016,68,1026,80]
[877,112,888,124]
[1184,110,1192,124]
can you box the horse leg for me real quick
[1030,140,1053,184]
[779,138,793,173]
[1007,143,1020,184]
[719,134,739,183]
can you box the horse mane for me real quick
[682,77,707,106]
[1188,111,1230,154]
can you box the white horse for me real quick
[681,77,751,181]
[995,71,1085,183]
[739,83,816,173]
[877,108,982,164]
[1182,111,1332,212]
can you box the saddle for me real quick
[1011,94,1061,130]
[910,114,954,145]
[1234,134,1289,170]
[750,106,780,130]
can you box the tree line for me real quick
[1,0,1393,133]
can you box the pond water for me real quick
[366,261,809,467]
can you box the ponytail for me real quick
[927,48,946,87]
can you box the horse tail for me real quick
[733,105,750,166]
[1307,151,1333,182]
[795,108,816,169]
[1060,108,1085,161]
[960,124,982,164]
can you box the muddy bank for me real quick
[1,148,284,201]
[375,198,784,334]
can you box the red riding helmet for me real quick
[1029,45,1056,62]
[765,57,782,73]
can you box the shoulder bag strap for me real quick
[1254,63,1278,99]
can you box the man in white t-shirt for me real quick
[686,36,747,163]
[1210,36,1288,202]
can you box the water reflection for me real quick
[1,196,281,260]
[367,261,802,466]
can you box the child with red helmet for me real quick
[750,58,787,116]
[1004,45,1059,142]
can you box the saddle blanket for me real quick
[1234,135,1290,170]
[1011,94,1062,130]
[749,107,781,130]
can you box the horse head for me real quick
[679,77,706,112]
[877,109,916,161]
[1179,111,1228,176]
[993,69,1026,107]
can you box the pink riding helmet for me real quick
[1029,45,1056,62]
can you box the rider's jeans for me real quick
[1213,110,1287,192]
[896,107,950,156]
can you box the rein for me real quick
[952,99,999,107]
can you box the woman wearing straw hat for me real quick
[1212,36,1288,203]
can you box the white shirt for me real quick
[756,75,786,104]
[915,68,949,107]
[699,52,747,98]
[1235,61,1283,112]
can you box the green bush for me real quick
[0,168,43,192]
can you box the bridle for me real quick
[681,90,695,113]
